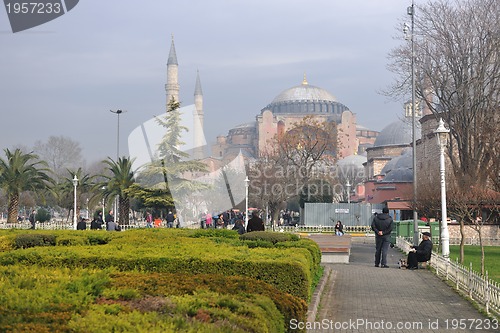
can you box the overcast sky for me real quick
[1,0,411,164]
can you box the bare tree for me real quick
[447,185,500,273]
[33,136,85,180]
[249,116,339,226]
[386,0,500,189]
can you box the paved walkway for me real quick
[308,237,498,333]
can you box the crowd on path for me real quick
[69,207,269,235]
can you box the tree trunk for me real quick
[119,196,130,225]
[7,192,19,224]
[479,228,485,276]
[459,219,465,264]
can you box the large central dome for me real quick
[272,81,337,103]
[262,75,349,115]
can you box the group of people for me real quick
[371,207,432,269]
[76,210,121,231]
[199,209,244,229]
[145,211,177,228]
[230,210,266,235]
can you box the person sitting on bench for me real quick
[407,232,432,270]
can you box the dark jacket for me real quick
[232,223,246,235]
[371,213,393,237]
[90,219,103,230]
[413,239,433,261]
[76,221,87,230]
[247,216,265,232]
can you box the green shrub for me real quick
[243,239,273,248]
[0,235,14,252]
[240,231,300,244]
[87,233,112,245]
[109,271,307,333]
[188,228,240,239]
[69,292,282,333]
[56,235,88,246]
[35,208,51,223]
[13,234,56,249]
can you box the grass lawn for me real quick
[449,245,500,283]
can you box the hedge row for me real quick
[0,229,320,301]
[0,265,286,333]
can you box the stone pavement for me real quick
[306,237,499,333]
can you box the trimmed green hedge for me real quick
[108,271,308,330]
[0,265,286,333]
[0,229,319,301]
[0,229,321,332]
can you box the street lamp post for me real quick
[346,180,351,204]
[244,176,250,229]
[434,118,450,258]
[110,109,126,223]
[109,109,123,160]
[72,175,78,230]
[101,186,106,227]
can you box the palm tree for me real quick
[0,149,53,223]
[101,157,135,225]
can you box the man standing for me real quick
[29,210,36,230]
[105,210,114,228]
[371,207,394,268]
[166,211,175,228]
[246,211,265,232]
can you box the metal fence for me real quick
[0,219,202,230]
[303,203,385,226]
[396,236,500,318]
[274,225,373,234]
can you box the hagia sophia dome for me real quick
[373,118,421,147]
[261,76,350,115]
[380,148,414,182]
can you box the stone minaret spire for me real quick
[193,70,204,159]
[165,34,179,110]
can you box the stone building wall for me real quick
[447,224,500,244]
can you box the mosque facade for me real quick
[211,75,378,162]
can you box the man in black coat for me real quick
[76,217,87,230]
[407,232,433,269]
[371,207,394,268]
[246,211,265,232]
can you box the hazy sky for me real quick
[1,0,411,164]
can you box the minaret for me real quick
[165,34,179,110]
[193,70,204,159]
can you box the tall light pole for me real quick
[404,1,419,246]
[72,175,78,230]
[101,186,106,227]
[435,118,450,258]
[346,180,351,204]
[109,109,123,160]
[110,109,126,223]
[244,176,250,228]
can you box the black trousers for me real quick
[407,251,428,268]
[375,236,390,266]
